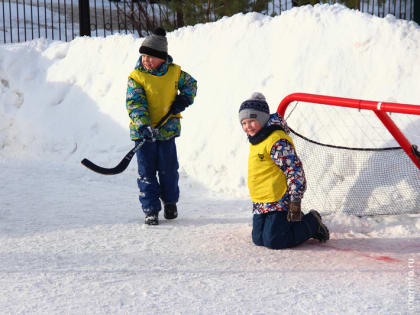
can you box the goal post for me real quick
[278,93,420,170]
[277,93,420,216]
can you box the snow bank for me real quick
[1,4,419,198]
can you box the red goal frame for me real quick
[277,93,420,170]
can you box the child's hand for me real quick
[171,94,190,114]
[287,201,303,222]
[138,125,157,142]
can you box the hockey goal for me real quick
[277,93,420,216]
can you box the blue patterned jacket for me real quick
[126,55,197,141]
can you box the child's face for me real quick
[241,118,262,137]
[141,54,165,70]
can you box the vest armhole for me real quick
[129,69,144,86]
[172,64,182,79]
[267,131,295,156]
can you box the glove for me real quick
[170,94,190,114]
[138,125,157,142]
[287,201,303,222]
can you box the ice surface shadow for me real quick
[161,197,251,228]
[169,216,250,227]
[343,120,420,216]
[298,237,420,256]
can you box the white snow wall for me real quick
[1,4,420,199]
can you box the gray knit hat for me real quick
[239,92,270,127]
[139,27,168,60]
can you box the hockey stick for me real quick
[81,111,172,175]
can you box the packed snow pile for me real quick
[1,4,419,198]
[0,4,419,313]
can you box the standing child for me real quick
[126,27,197,225]
[239,92,329,249]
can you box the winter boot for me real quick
[309,210,329,242]
[164,203,178,220]
[145,213,159,225]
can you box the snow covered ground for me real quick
[0,3,419,314]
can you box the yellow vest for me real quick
[248,130,295,203]
[129,64,182,127]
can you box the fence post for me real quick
[79,0,91,36]
[415,0,420,25]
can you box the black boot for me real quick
[309,210,329,242]
[145,213,159,225]
[164,203,178,220]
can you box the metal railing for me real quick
[1,0,417,44]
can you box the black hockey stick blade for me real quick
[81,146,138,175]
[81,111,172,175]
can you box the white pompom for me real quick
[250,92,266,101]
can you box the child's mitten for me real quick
[171,94,190,114]
[287,201,303,222]
[138,125,157,142]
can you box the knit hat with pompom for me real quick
[139,27,168,60]
[238,92,270,127]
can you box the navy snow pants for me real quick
[252,211,319,249]
[135,138,179,215]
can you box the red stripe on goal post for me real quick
[277,93,420,170]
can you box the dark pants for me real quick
[135,138,179,215]
[252,211,319,249]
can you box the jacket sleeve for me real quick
[126,77,151,131]
[270,139,307,202]
[178,70,198,105]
